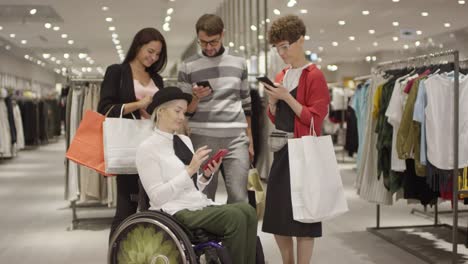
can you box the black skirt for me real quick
[261,145,322,237]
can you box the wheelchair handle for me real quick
[150,255,169,264]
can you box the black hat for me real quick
[146,86,193,114]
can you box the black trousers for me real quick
[109,174,139,240]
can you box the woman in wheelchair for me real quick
[133,86,257,264]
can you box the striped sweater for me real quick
[177,49,251,137]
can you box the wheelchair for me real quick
[108,184,231,264]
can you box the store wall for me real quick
[0,50,61,87]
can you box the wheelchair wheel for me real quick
[108,211,198,264]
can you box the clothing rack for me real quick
[67,79,115,230]
[366,50,464,264]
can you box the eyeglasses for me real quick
[275,43,292,54]
[197,38,221,47]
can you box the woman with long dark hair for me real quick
[98,27,167,238]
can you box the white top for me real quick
[424,73,468,169]
[385,74,418,172]
[283,63,312,91]
[135,128,215,215]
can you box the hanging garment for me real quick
[0,99,12,157]
[13,103,25,150]
[344,106,358,157]
[350,80,370,167]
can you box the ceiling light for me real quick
[266,18,271,23]
[68,40,74,45]
[106,17,113,22]
[373,42,378,47]
[21,40,27,44]
[239,45,245,51]
[327,65,338,72]
[116,45,122,50]
[51,57,56,61]
[392,21,399,27]
[165,16,171,22]
[439,44,444,48]
[305,50,312,55]
[167,8,174,15]
[273,9,281,15]
[421,12,429,17]
[300,9,308,14]
[42,53,50,59]
[332,41,338,46]
[349,36,355,41]
[428,38,434,42]
[305,35,310,40]
[392,0,400,2]
[393,36,399,41]
[53,26,60,31]
[78,53,87,59]
[9,33,15,38]
[102,6,109,11]
[112,33,118,39]
[89,60,95,65]
[459,0,466,4]
[229,42,235,47]
[251,25,257,31]
[362,10,370,15]
[415,41,421,47]
[365,56,371,62]
[258,35,264,40]
[416,30,422,35]
[81,67,86,72]
[444,23,451,28]
[357,47,361,51]
[0,26,2,30]
[368,29,375,34]
[56,60,61,64]
[29,9,37,15]
[113,39,120,45]
[44,23,51,29]
[61,34,68,38]
[109,26,116,31]
[317,58,323,62]
[24,55,30,59]
[163,23,170,32]
[64,53,69,59]
[5,45,11,50]
[372,56,377,61]
[287,0,297,7]
[404,44,409,49]
[338,20,346,26]
[318,46,324,52]
[37,60,42,65]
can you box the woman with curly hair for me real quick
[260,15,330,264]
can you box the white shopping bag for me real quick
[103,105,153,174]
[288,119,348,223]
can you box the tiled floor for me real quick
[0,140,464,263]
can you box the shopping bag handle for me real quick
[119,104,136,119]
[309,117,317,137]
[104,105,116,117]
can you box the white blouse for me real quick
[135,128,215,215]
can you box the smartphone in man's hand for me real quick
[256,76,277,88]
[196,81,213,91]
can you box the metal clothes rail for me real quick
[366,50,464,264]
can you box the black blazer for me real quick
[98,63,164,119]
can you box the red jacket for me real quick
[267,64,330,138]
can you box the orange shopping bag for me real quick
[66,110,115,176]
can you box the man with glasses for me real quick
[177,14,253,204]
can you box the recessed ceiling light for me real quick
[42,53,50,59]
[102,6,109,11]
[167,8,174,15]
[439,44,444,48]
[404,44,409,49]
[421,12,429,17]
[444,23,451,28]
[373,42,378,47]
[89,60,95,65]
[68,40,74,45]
[251,25,257,31]
[415,41,421,46]
[300,9,308,14]
[332,41,338,46]
[416,30,422,35]
[9,33,15,38]
[305,50,312,55]
[106,17,113,22]
[53,26,60,31]
[109,26,116,31]
[338,20,346,26]
[393,36,399,41]
[113,39,120,45]
[318,46,324,52]
[61,34,68,38]
[165,16,171,22]
[112,33,118,39]
[317,58,323,62]
[229,42,235,47]
[0,26,3,30]
[24,55,30,59]
[44,23,51,29]
[392,21,399,27]
[459,0,466,4]
[116,45,122,50]
[372,56,377,61]
[393,0,400,2]
[349,36,355,41]
[56,60,61,64]
[362,10,370,15]
[368,29,375,34]
[258,35,264,40]
[266,18,271,23]
[5,45,11,50]
[78,53,87,59]
[304,35,310,40]
[428,38,434,42]
[64,53,70,59]
[239,45,245,51]
[163,23,170,32]
[287,0,297,7]
[29,9,37,15]
[365,56,371,62]
[273,9,281,15]
[51,57,56,61]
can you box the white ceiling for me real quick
[0,0,467,77]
